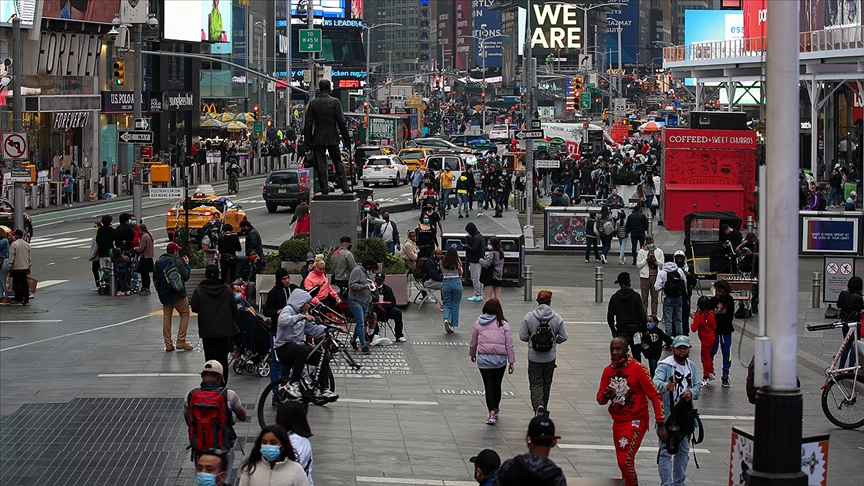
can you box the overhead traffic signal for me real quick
[573,76,583,95]
[267,119,273,128]
[481,91,486,104]
[112,60,125,86]
[363,101,370,114]
[253,104,260,120]
[520,91,526,104]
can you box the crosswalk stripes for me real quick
[29,236,170,250]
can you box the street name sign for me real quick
[253,121,264,138]
[118,130,154,144]
[134,117,151,130]
[514,130,544,140]
[299,29,322,52]
[150,187,186,199]
[530,119,542,129]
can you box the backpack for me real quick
[186,387,232,453]
[530,318,556,353]
[414,257,428,280]
[602,218,615,236]
[164,258,186,293]
[663,269,686,298]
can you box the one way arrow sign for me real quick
[513,129,544,140]
[117,130,154,144]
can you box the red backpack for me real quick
[186,386,232,453]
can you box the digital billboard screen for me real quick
[42,0,119,24]
[606,0,638,65]
[1,0,37,28]
[164,0,233,50]
[291,0,349,19]
[473,0,503,69]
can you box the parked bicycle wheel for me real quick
[257,377,295,428]
[821,372,864,429]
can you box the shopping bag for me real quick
[27,276,38,294]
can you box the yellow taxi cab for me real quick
[398,148,434,172]
[165,185,246,242]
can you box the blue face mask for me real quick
[196,472,218,486]
[130,220,137,226]
[234,293,242,300]
[260,444,282,462]
[647,243,655,249]
[366,270,373,276]
[646,320,656,330]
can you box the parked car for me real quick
[405,137,471,154]
[398,148,434,172]
[0,198,33,242]
[165,188,246,242]
[262,169,310,213]
[425,154,478,186]
[449,134,497,154]
[488,124,510,142]
[361,154,410,187]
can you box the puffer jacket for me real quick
[469,314,516,364]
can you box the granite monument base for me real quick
[311,196,359,250]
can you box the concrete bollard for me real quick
[110,266,116,297]
[812,272,821,308]
[523,265,533,301]
[595,266,604,303]
[647,215,654,235]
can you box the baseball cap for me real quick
[674,250,685,258]
[536,289,552,305]
[340,236,352,243]
[469,449,501,472]
[614,271,631,284]
[374,272,385,281]
[851,191,857,197]
[167,242,182,253]
[527,416,561,442]
[672,335,692,348]
[433,248,443,256]
[202,360,223,376]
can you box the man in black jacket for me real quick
[190,264,238,382]
[373,273,406,342]
[304,79,352,194]
[625,210,649,265]
[493,416,566,486]
[239,219,264,258]
[465,222,485,302]
[607,272,648,361]
[114,212,136,252]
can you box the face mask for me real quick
[364,207,370,212]
[366,270,373,276]
[487,245,493,250]
[314,269,324,275]
[347,244,352,250]
[93,226,99,233]
[130,220,136,226]
[383,216,389,221]
[647,243,655,249]
[646,321,655,330]
[260,444,282,462]
[367,198,373,203]
[423,219,429,224]
[196,473,218,486]
[234,293,242,300]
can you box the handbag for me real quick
[479,263,495,285]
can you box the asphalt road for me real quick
[26,177,416,288]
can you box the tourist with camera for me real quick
[653,335,701,486]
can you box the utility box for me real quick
[150,164,170,183]
[664,184,744,232]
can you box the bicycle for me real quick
[257,304,361,428]
[806,321,863,429]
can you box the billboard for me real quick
[233,4,246,67]
[164,0,233,49]
[530,2,584,56]
[0,0,37,28]
[42,0,119,24]
[473,0,503,69]
[438,5,455,70]
[455,0,471,70]
[685,10,744,46]
[606,0,638,65]
[290,0,349,19]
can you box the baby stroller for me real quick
[100,249,140,296]
[230,298,272,377]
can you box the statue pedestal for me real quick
[311,195,358,250]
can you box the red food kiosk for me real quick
[662,128,758,231]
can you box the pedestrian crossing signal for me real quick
[112,60,125,86]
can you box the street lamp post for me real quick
[459,34,507,134]
[363,22,402,144]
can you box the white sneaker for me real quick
[318,389,338,400]
[444,319,453,333]
[601,255,607,264]
[396,337,407,342]
[284,382,302,399]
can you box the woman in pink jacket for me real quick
[303,257,340,308]
[469,298,515,425]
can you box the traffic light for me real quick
[363,101,370,114]
[267,119,273,128]
[481,91,486,104]
[573,76,583,95]
[520,91,526,104]
[253,105,260,120]
[112,60,125,86]
[432,75,440,89]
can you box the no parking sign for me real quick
[823,256,856,303]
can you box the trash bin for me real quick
[496,233,525,287]
[442,232,470,284]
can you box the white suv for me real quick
[361,155,409,187]
[489,124,510,142]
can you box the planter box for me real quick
[281,261,306,273]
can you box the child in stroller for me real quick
[109,246,140,296]
[229,282,272,377]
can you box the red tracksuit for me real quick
[690,310,717,378]
[597,356,665,486]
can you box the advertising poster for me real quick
[729,427,829,486]
[825,0,862,28]
[455,0,471,70]
[438,3,455,70]
[546,212,589,248]
[233,4,246,67]
[204,0,233,53]
[291,0,348,19]
[802,217,860,253]
[42,0,119,23]
[606,0,639,65]
[1,0,37,28]
[472,0,503,69]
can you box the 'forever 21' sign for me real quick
[37,31,102,77]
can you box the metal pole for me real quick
[132,24,143,223]
[594,266,604,302]
[523,265,533,301]
[307,4,315,101]
[617,24,622,99]
[481,41,486,134]
[745,0,806,482]
[746,215,754,234]
[523,0,536,248]
[811,272,821,308]
[366,25,371,144]
[12,16,25,232]
[286,0,292,129]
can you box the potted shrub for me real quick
[611,169,642,203]
[182,247,209,295]
[279,233,313,272]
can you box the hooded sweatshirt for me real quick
[190,278,238,338]
[653,261,686,293]
[607,287,647,335]
[469,314,516,368]
[597,355,665,425]
[519,305,568,363]
[263,268,296,324]
[348,265,373,305]
[275,290,327,347]
[493,453,567,486]
[464,223,485,263]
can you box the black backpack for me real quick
[531,318,556,353]
[663,270,686,298]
